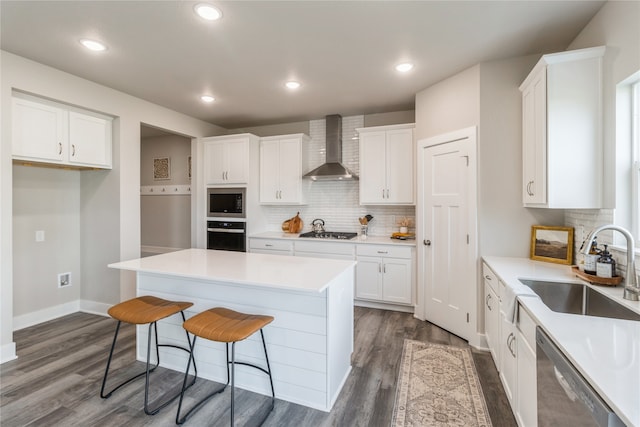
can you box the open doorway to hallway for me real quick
[140,125,192,257]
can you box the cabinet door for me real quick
[359,131,387,204]
[355,256,383,300]
[499,313,517,406]
[277,138,302,203]
[385,128,414,204]
[382,257,412,304]
[484,284,500,368]
[204,141,227,184]
[225,139,248,183]
[259,140,280,203]
[68,112,112,168]
[516,332,537,427]
[12,97,65,162]
[522,70,547,205]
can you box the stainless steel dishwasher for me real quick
[536,327,626,427]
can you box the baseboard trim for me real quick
[1,342,17,364]
[354,299,414,313]
[79,300,110,317]
[13,301,80,331]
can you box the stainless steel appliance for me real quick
[207,220,246,252]
[207,187,245,218]
[299,231,357,240]
[536,327,625,427]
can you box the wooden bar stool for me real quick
[176,307,275,426]
[100,295,197,415]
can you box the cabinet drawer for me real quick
[482,263,499,294]
[356,244,411,259]
[517,304,537,350]
[249,239,293,252]
[295,241,355,257]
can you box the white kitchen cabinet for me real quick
[357,124,414,205]
[519,46,605,208]
[483,275,500,368]
[259,134,309,204]
[248,238,293,255]
[12,96,112,169]
[355,245,413,305]
[516,307,537,427]
[203,134,254,185]
[499,312,517,407]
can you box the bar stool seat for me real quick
[100,295,196,416]
[176,307,275,426]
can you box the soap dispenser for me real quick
[596,244,616,278]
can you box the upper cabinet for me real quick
[357,124,415,205]
[12,95,113,169]
[519,46,605,208]
[203,134,256,185]
[259,133,310,204]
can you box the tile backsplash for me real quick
[261,115,415,236]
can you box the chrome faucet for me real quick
[580,225,639,301]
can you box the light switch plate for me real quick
[35,230,45,242]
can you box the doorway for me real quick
[140,125,192,257]
[416,127,478,342]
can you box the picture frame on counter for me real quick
[530,225,574,265]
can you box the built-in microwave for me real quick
[207,187,245,218]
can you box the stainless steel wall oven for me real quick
[206,220,246,252]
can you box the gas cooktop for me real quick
[298,231,358,240]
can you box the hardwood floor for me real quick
[1,308,516,426]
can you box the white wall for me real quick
[1,50,224,362]
[563,0,640,279]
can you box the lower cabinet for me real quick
[248,238,293,255]
[516,307,537,427]
[484,283,500,366]
[355,245,413,305]
[499,312,518,406]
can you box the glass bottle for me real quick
[584,238,600,275]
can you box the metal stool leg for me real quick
[176,336,230,425]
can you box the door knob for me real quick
[423,239,431,246]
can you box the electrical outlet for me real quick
[58,272,71,288]
[35,230,45,242]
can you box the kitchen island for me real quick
[108,248,356,412]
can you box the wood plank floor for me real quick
[1,308,516,426]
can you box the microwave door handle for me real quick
[207,228,245,233]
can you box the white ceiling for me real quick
[1,1,605,129]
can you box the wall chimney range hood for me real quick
[303,114,358,181]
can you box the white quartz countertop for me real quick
[109,248,356,293]
[249,231,416,246]
[483,256,640,427]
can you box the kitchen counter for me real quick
[483,256,640,427]
[250,231,417,246]
[109,248,356,412]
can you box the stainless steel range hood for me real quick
[303,114,358,181]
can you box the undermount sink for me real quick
[518,279,640,322]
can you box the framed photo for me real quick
[530,225,574,265]
[153,157,170,180]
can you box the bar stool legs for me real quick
[175,307,275,426]
[100,296,197,415]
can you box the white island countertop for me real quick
[109,248,356,293]
[483,256,640,427]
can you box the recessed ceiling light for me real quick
[79,38,107,52]
[200,95,215,103]
[395,62,414,73]
[285,81,301,90]
[194,3,222,21]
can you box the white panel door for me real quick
[386,128,414,204]
[278,137,302,203]
[382,258,412,304]
[259,139,280,202]
[12,97,65,162]
[355,256,382,300]
[225,139,248,183]
[204,141,226,184]
[417,127,477,341]
[359,131,387,203]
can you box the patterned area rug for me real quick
[391,340,492,427]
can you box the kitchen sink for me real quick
[518,279,640,322]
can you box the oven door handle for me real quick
[207,228,245,233]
